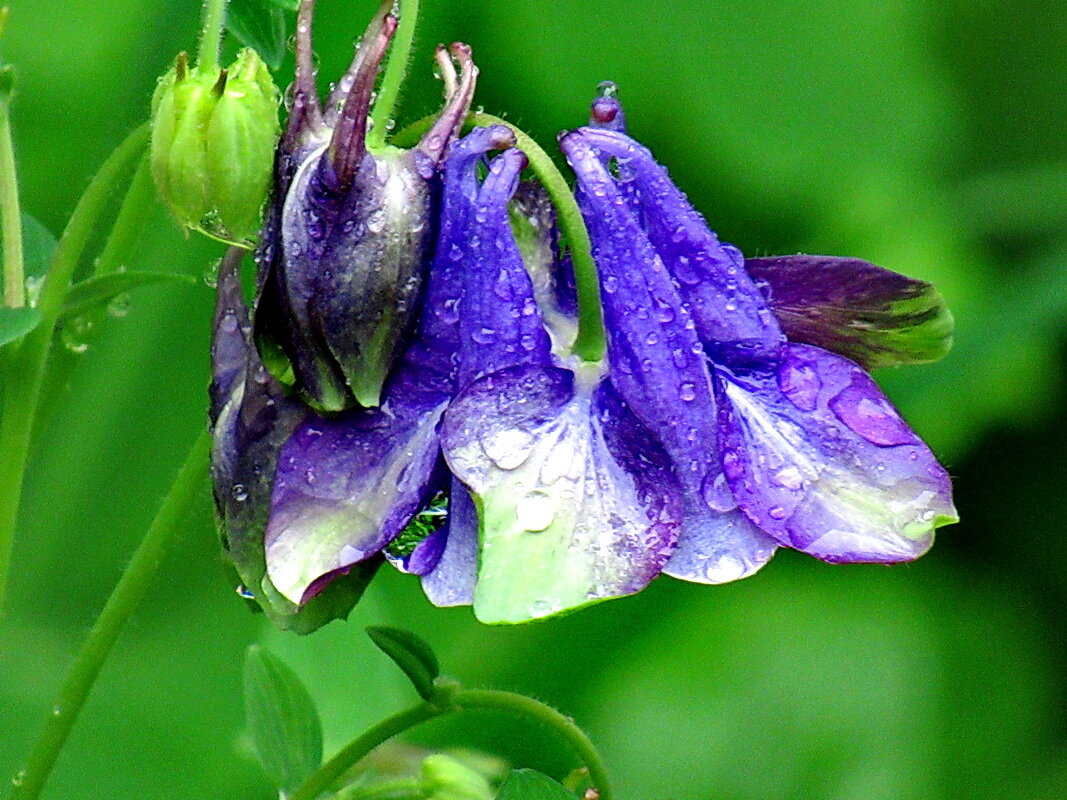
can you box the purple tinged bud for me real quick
[254,0,478,412]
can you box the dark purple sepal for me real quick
[569,127,784,358]
[746,255,954,369]
[715,343,958,563]
[210,248,378,634]
[262,380,450,605]
[562,131,777,582]
[440,364,684,623]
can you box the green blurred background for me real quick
[2,0,1066,797]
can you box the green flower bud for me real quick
[421,754,495,800]
[150,48,279,245]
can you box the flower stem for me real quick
[288,687,614,800]
[451,689,614,800]
[9,428,211,800]
[468,112,606,363]
[368,0,419,150]
[0,123,149,612]
[391,113,607,362]
[197,0,228,72]
[0,88,23,308]
[288,702,445,800]
[94,152,155,277]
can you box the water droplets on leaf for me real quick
[516,490,556,532]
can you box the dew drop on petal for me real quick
[516,490,556,532]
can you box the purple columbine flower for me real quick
[211,71,958,629]
[559,90,957,576]
[253,0,476,411]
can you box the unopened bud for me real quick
[151,48,279,245]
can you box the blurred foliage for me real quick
[1,0,1065,798]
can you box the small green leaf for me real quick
[366,626,441,701]
[243,644,323,794]
[59,271,195,322]
[227,0,288,71]
[0,306,42,346]
[495,770,577,800]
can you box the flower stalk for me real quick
[367,0,419,150]
[197,0,228,72]
[10,429,211,800]
[288,687,613,800]
[0,123,150,611]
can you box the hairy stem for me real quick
[367,0,420,149]
[197,0,229,71]
[0,123,149,612]
[10,429,211,800]
[288,687,614,800]
[452,689,614,800]
[288,702,445,800]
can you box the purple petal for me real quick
[715,343,957,563]
[456,145,552,384]
[662,496,778,584]
[561,130,776,583]
[746,255,954,369]
[440,364,684,623]
[264,382,449,605]
[572,127,783,360]
[421,478,480,607]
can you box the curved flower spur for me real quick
[253,0,476,412]
[561,89,957,573]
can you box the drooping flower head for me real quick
[211,53,958,629]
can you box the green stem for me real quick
[367,0,419,150]
[197,0,228,72]
[392,113,606,362]
[93,153,155,277]
[9,428,211,800]
[289,687,614,800]
[288,702,445,800]
[0,123,149,612]
[452,689,614,800]
[0,94,23,308]
[468,113,605,362]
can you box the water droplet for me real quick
[24,275,44,307]
[768,506,788,520]
[472,327,496,344]
[106,293,131,318]
[60,316,93,353]
[828,376,915,446]
[203,258,222,287]
[231,484,249,502]
[602,275,618,293]
[778,356,821,412]
[12,770,26,787]
[235,584,255,599]
[645,331,659,346]
[51,705,62,717]
[678,382,696,402]
[772,465,804,491]
[516,490,556,532]
[480,429,536,470]
[702,470,738,512]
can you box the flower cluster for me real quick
[211,5,956,629]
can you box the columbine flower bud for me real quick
[151,48,279,245]
[253,0,477,411]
